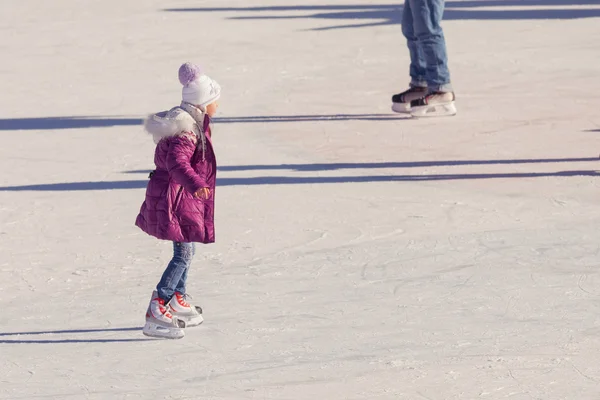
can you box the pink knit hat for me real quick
[178,62,221,107]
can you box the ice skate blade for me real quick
[169,305,203,327]
[142,320,185,339]
[180,314,204,327]
[391,102,411,113]
[410,102,457,118]
[172,306,203,327]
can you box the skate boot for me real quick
[391,86,427,113]
[169,292,204,327]
[410,91,457,117]
[143,291,186,339]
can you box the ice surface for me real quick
[1,1,600,399]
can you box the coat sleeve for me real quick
[166,134,207,194]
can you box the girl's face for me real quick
[205,101,219,117]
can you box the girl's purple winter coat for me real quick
[135,105,216,244]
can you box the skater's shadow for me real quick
[0,116,143,131]
[0,113,405,131]
[0,326,154,344]
[1,156,599,192]
[164,1,600,31]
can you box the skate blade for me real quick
[182,314,204,327]
[410,102,457,118]
[391,102,411,113]
[171,310,204,327]
[142,321,185,339]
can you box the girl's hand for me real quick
[193,188,211,199]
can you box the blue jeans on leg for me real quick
[156,242,195,301]
[402,0,453,92]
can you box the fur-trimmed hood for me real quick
[144,103,204,144]
[144,102,209,161]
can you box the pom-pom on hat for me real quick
[179,62,221,108]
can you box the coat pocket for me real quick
[172,186,184,214]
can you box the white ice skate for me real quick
[143,291,186,339]
[169,292,204,327]
[409,91,457,117]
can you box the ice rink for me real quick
[1,1,600,399]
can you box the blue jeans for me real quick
[402,0,453,92]
[156,242,195,301]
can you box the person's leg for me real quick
[392,0,429,112]
[167,243,203,326]
[156,242,195,302]
[402,0,427,88]
[175,243,195,295]
[143,242,191,339]
[410,0,452,92]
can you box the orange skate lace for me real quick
[175,292,191,308]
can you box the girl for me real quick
[136,62,220,339]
